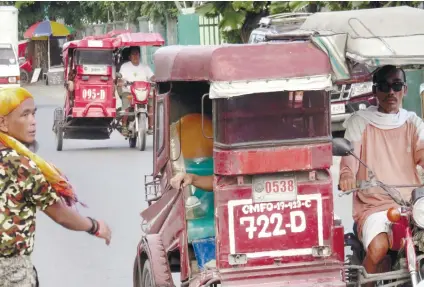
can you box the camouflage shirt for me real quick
[0,148,60,257]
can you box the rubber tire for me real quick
[20,70,29,84]
[141,259,153,287]
[45,76,49,86]
[137,114,147,151]
[129,136,137,148]
[133,256,142,287]
[56,125,63,151]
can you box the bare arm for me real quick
[170,173,214,192]
[191,175,213,192]
[44,201,92,231]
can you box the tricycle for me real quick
[113,32,164,150]
[52,37,117,151]
[18,40,32,84]
[133,41,345,286]
[52,32,164,151]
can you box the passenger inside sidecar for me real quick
[166,82,217,270]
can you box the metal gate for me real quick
[177,13,222,45]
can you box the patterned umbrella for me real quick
[24,20,71,39]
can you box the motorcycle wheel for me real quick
[137,114,147,151]
[20,70,29,84]
[56,125,63,151]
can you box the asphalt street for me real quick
[25,84,352,287]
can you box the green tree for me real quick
[197,1,271,43]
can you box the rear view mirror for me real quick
[332,138,353,156]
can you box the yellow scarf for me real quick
[0,87,77,205]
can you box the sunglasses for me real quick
[376,82,405,93]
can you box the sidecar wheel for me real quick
[133,256,143,287]
[140,259,153,287]
[56,125,63,151]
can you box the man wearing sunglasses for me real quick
[339,65,424,284]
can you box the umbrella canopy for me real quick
[24,20,71,39]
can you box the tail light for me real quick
[8,76,20,84]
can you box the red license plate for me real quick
[252,174,297,203]
[228,194,323,257]
[82,88,106,100]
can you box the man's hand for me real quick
[44,202,112,245]
[96,220,112,245]
[117,79,125,87]
[170,173,194,189]
[339,173,357,191]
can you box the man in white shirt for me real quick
[117,46,154,135]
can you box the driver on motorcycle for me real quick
[339,65,424,282]
[117,46,154,136]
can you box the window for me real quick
[0,47,16,65]
[214,91,331,147]
[75,50,113,66]
[156,101,165,153]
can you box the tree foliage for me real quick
[197,1,270,43]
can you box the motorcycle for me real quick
[333,138,424,287]
[115,75,154,151]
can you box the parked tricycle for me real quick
[52,32,164,151]
[18,40,33,84]
[133,41,345,286]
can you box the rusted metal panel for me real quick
[214,175,337,269]
[154,42,331,82]
[214,143,332,175]
[219,261,344,286]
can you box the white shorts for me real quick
[361,209,398,251]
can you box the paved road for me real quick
[25,84,352,287]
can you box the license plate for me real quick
[331,103,346,115]
[83,65,108,75]
[228,194,323,256]
[82,88,106,100]
[252,174,297,203]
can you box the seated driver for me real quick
[117,46,154,135]
[339,65,424,284]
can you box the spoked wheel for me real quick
[136,114,147,151]
[133,256,142,287]
[133,258,153,287]
[20,70,29,84]
[56,125,63,151]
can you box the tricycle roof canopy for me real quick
[153,42,332,83]
[290,6,424,80]
[112,32,165,47]
[62,38,115,51]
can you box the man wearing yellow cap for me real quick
[0,87,112,286]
